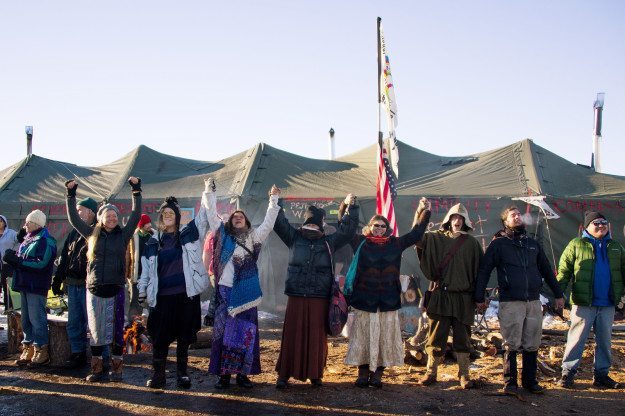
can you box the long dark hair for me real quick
[224,210,251,234]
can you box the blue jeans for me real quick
[66,285,89,353]
[20,292,49,346]
[561,305,615,378]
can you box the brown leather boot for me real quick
[15,344,35,366]
[86,356,105,382]
[28,345,51,367]
[457,352,474,389]
[419,355,442,386]
[110,357,123,382]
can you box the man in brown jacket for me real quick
[416,203,483,389]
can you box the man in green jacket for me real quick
[557,211,625,389]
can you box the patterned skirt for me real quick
[86,287,125,348]
[345,308,404,368]
[208,285,261,375]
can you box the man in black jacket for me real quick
[52,197,98,368]
[474,205,564,394]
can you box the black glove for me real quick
[3,249,21,268]
[65,179,77,198]
[129,177,142,193]
[16,227,27,243]
[51,277,64,296]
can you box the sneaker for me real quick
[557,374,574,389]
[593,375,622,389]
[523,383,545,394]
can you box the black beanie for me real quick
[303,206,325,231]
[159,196,181,227]
[584,211,606,229]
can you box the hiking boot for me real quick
[593,375,622,389]
[457,352,474,389]
[355,365,370,388]
[236,374,253,388]
[147,359,167,389]
[276,378,289,389]
[557,374,574,389]
[109,357,123,382]
[66,351,88,369]
[28,345,50,367]
[419,355,442,386]
[214,374,231,389]
[86,356,105,382]
[15,344,34,366]
[369,367,384,388]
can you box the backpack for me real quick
[324,241,348,336]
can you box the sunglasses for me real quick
[592,219,608,226]
[372,224,387,228]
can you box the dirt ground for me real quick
[1,317,625,416]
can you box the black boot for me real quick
[503,350,518,394]
[521,351,544,394]
[147,359,167,389]
[355,364,370,388]
[215,374,231,389]
[176,347,191,389]
[66,351,88,369]
[369,366,385,388]
[236,374,254,388]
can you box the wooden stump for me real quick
[48,316,71,367]
[6,311,71,366]
[7,311,23,354]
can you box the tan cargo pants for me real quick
[498,300,542,352]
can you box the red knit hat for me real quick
[137,214,152,229]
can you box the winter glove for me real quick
[16,227,27,243]
[51,277,64,296]
[205,177,216,193]
[128,177,142,193]
[65,179,78,198]
[2,249,21,268]
[138,293,147,305]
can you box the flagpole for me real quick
[377,17,383,149]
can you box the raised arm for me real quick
[273,203,298,248]
[329,194,360,250]
[251,185,281,243]
[121,177,143,242]
[398,197,432,250]
[201,178,224,232]
[65,180,95,238]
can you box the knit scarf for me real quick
[213,223,262,316]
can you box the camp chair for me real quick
[474,287,498,333]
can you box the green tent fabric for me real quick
[1,139,624,311]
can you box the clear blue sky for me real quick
[2,1,624,176]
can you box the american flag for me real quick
[376,138,398,236]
